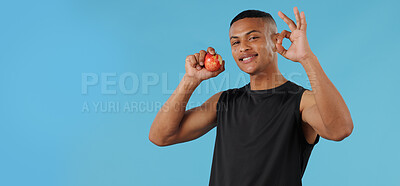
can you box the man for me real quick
[149,7,353,185]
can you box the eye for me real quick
[250,36,259,40]
[232,41,239,46]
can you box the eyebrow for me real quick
[230,30,261,40]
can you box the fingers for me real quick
[300,11,307,31]
[279,7,305,31]
[197,47,216,68]
[293,7,301,30]
[275,30,291,58]
[207,47,215,55]
[186,54,200,70]
[186,47,218,72]
[278,11,296,31]
[186,55,196,68]
[186,47,222,75]
[219,60,225,72]
[275,42,287,58]
[193,53,202,70]
[199,50,206,66]
[276,30,291,44]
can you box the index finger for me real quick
[278,11,297,31]
[207,47,215,55]
[293,7,301,30]
[300,11,307,31]
[199,50,207,66]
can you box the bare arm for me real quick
[149,47,225,146]
[301,56,353,141]
[277,7,353,141]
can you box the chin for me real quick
[236,62,256,74]
[239,66,258,75]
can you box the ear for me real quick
[272,33,280,44]
[271,33,280,52]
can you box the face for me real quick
[229,18,277,75]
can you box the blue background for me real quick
[1,0,399,185]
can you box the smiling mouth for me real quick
[239,54,258,62]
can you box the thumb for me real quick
[275,43,287,58]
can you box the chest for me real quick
[218,94,298,138]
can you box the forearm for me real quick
[301,55,353,132]
[149,74,201,143]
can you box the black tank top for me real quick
[209,80,320,186]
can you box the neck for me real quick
[249,62,287,90]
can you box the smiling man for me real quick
[149,7,353,186]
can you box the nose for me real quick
[239,41,251,52]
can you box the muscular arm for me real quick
[149,47,225,147]
[277,7,353,142]
[149,74,222,146]
[149,75,200,146]
[168,90,222,145]
[301,56,353,141]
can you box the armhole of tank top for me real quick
[295,87,317,147]
[216,90,227,127]
[295,87,306,123]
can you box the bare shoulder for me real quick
[299,89,316,113]
[299,89,319,145]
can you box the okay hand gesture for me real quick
[276,7,315,63]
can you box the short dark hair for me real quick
[230,10,277,32]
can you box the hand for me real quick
[184,47,225,82]
[276,7,315,63]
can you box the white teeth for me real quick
[243,56,254,61]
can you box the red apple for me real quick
[204,53,222,72]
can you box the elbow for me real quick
[330,132,351,141]
[149,133,171,147]
[149,120,179,147]
[149,135,166,147]
[330,121,354,142]
[149,122,167,147]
